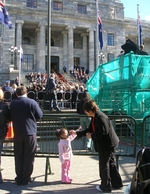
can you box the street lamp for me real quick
[99,52,105,64]
[8,46,18,69]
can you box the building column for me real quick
[87,29,95,74]
[37,21,46,72]
[16,20,24,69]
[66,26,75,72]
[81,33,88,70]
[62,31,68,73]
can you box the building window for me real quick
[53,1,63,11]
[22,54,34,70]
[22,37,31,45]
[77,5,86,14]
[107,53,114,62]
[26,0,37,8]
[107,34,114,46]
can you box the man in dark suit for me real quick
[45,74,61,111]
[9,86,43,185]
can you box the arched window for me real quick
[22,37,31,45]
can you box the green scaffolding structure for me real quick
[86,51,150,144]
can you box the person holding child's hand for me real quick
[75,100,123,192]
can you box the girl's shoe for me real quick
[61,181,71,184]
[68,177,73,182]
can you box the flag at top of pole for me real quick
[98,10,103,49]
[137,4,142,46]
[20,46,23,62]
[19,46,23,86]
[0,1,12,29]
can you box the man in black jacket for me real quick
[45,74,61,111]
[10,86,43,185]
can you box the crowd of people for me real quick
[0,71,87,110]
[69,66,90,83]
[24,71,87,110]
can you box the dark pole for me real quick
[11,51,13,64]
[47,0,51,78]
[14,51,17,70]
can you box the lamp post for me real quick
[8,46,18,69]
[99,52,105,64]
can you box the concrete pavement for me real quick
[0,154,136,194]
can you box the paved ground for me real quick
[0,154,136,194]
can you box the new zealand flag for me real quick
[0,1,12,29]
[98,11,103,49]
[20,46,23,62]
[138,14,142,45]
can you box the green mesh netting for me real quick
[86,51,150,119]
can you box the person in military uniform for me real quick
[2,80,14,93]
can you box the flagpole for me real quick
[47,0,51,78]
[96,0,99,69]
[19,46,21,86]
[137,4,140,46]
[19,59,21,86]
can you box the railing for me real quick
[141,115,150,147]
[2,113,137,182]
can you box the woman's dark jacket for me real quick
[0,101,11,139]
[76,110,119,152]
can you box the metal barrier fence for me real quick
[142,115,150,147]
[2,113,137,183]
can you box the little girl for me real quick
[55,127,81,183]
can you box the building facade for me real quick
[0,0,150,85]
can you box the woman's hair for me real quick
[55,128,67,139]
[12,84,17,89]
[0,89,4,100]
[83,100,99,112]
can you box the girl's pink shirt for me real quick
[58,133,77,163]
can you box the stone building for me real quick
[0,0,150,85]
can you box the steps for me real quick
[63,73,80,84]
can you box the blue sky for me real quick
[121,0,150,21]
